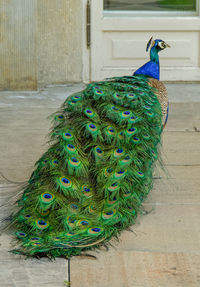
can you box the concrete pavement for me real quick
[0,83,200,287]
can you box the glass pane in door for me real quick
[104,0,196,11]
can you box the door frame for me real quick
[88,0,200,82]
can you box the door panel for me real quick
[103,32,199,67]
[91,0,200,81]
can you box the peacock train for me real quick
[9,37,170,262]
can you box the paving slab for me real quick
[71,251,200,287]
[150,166,200,204]
[118,204,200,253]
[165,83,200,103]
[165,102,200,132]
[162,131,200,166]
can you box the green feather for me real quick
[10,75,164,259]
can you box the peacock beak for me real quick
[165,42,171,48]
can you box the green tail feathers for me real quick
[11,75,163,258]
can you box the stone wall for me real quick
[0,0,83,90]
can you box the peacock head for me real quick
[146,37,170,53]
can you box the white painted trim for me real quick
[91,0,104,80]
[101,17,200,31]
[103,11,199,18]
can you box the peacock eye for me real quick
[158,41,165,49]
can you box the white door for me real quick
[90,0,200,81]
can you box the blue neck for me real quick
[150,46,159,64]
[134,46,160,80]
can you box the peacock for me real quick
[8,37,170,285]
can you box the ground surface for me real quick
[0,83,200,287]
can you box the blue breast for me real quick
[134,61,160,80]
